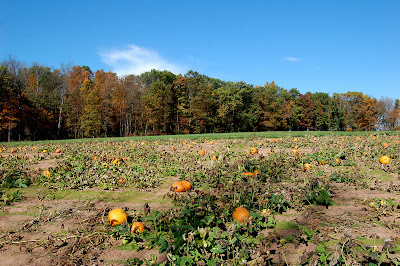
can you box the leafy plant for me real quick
[0,190,22,205]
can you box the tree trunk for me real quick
[57,96,64,138]
[8,120,11,142]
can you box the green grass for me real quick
[355,236,386,246]
[16,186,168,204]
[2,130,399,146]
[369,169,395,182]
[275,220,299,230]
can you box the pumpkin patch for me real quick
[1,132,399,265]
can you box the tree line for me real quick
[1,58,399,141]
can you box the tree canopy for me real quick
[1,59,399,141]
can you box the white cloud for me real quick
[99,45,186,76]
[283,57,301,62]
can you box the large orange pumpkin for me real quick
[108,208,127,226]
[131,222,145,234]
[232,207,250,223]
[380,156,391,164]
[172,181,191,192]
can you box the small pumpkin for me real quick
[380,156,391,164]
[242,172,255,178]
[108,208,127,226]
[211,155,218,160]
[292,149,298,154]
[55,149,61,153]
[232,207,250,223]
[200,148,205,156]
[112,158,120,164]
[172,181,191,192]
[383,143,389,148]
[304,163,312,171]
[131,222,145,234]
[209,140,214,145]
[250,147,258,154]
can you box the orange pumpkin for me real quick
[383,143,389,148]
[131,222,145,234]
[250,147,258,154]
[55,149,61,153]
[209,140,214,145]
[112,158,120,164]
[172,181,191,192]
[200,148,205,156]
[304,163,312,170]
[211,155,218,160]
[232,207,250,223]
[380,156,391,164]
[242,172,255,178]
[108,208,127,226]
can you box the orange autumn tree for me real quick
[66,66,92,138]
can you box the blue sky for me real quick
[1,0,399,100]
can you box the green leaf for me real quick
[316,242,327,254]
[211,244,225,254]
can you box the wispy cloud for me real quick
[99,45,186,76]
[283,57,301,62]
